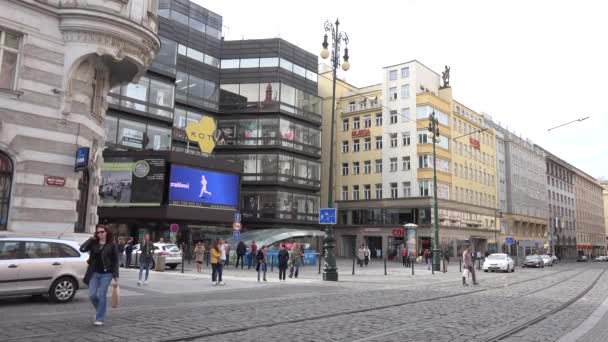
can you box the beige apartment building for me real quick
[574,170,606,256]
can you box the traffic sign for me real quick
[170,224,180,233]
[234,212,241,222]
[233,221,242,231]
[505,237,514,245]
[319,208,337,225]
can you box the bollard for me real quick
[271,255,274,272]
[384,258,387,275]
[459,258,462,272]
[411,260,414,275]
[318,254,321,274]
[181,252,184,274]
[443,258,446,273]
[352,258,356,275]
[477,258,481,270]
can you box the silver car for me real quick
[540,254,554,267]
[0,238,88,303]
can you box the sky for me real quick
[196,0,608,180]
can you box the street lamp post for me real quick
[320,18,350,281]
[428,111,440,272]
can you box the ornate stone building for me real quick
[0,0,159,237]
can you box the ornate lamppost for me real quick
[428,111,441,272]
[320,18,350,281]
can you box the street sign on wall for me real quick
[319,208,337,225]
[505,237,514,245]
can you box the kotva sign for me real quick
[185,116,217,153]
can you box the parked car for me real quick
[551,255,558,263]
[482,253,515,273]
[522,254,544,268]
[123,243,182,270]
[593,256,608,262]
[540,254,554,267]
[577,255,589,262]
[0,238,88,303]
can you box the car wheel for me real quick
[484,269,488,272]
[511,266,515,273]
[169,264,178,270]
[505,266,509,273]
[49,277,77,303]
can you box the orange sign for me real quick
[469,137,480,150]
[352,129,371,138]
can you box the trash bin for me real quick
[155,256,166,272]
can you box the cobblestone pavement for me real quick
[0,262,606,342]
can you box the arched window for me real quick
[0,152,13,230]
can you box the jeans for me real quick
[139,257,152,281]
[125,253,132,268]
[235,254,244,268]
[88,272,113,322]
[257,263,267,281]
[248,254,256,269]
[279,266,287,280]
[289,265,299,278]
[402,256,407,266]
[212,263,224,282]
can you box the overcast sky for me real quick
[197,0,608,180]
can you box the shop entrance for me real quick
[364,236,383,258]
[387,236,405,261]
[419,237,432,256]
[341,235,356,258]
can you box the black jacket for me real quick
[236,241,247,255]
[80,238,120,279]
[278,249,290,267]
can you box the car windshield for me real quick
[486,255,506,260]
[164,245,180,252]
[540,255,550,259]
[526,255,539,260]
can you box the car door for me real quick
[0,241,22,294]
[507,256,514,269]
[18,241,62,293]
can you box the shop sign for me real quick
[185,116,217,153]
[74,147,89,171]
[576,245,593,250]
[469,137,480,150]
[351,129,371,138]
[170,223,180,233]
[45,176,66,187]
[363,228,382,232]
[392,228,405,237]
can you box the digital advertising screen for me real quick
[99,158,166,206]
[168,164,240,210]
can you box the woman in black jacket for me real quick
[80,224,119,326]
[277,243,290,282]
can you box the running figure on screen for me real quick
[199,175,213,198]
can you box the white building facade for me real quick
[0,0,159,238]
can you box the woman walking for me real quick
[194,242,205,273]
[256,245,267,282]
[80,224,119,326]
[278,243,290,282]
[210,241,223,285]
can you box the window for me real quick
[390,183,398,198]
[24,241,55,259]
[402,156,411,171]
[364,115,371,128]
[342,119,349,131]
[418,131,429,144]
[400,84,409,98]
[390,133,398,147]
[364,160,371,174]
[401,67,410,78]
[389,70,398,80]
[353,185,360,200]
[353,162,360,175]
[0,241,18,259]
[389,87,397,100]
[402,132,411,146]
[260,57,279,67]
[418,155,431,169]
[390,158,397,172]
[0,30,20,89]
[364,138,371,151]
[353,139,360,152]
[402,182,411,197]
[375,159,382,173]
[375,136,383,149]
[364,185,371,200]
[349,101,356,111]
[359,99,367,110]
[419,180,430,196]
[401,108,410,122]
[353,117,360,129]
[375,184,383,199]
[279,58,293,72]
[342,141,349,153]
[390,110,398,124]
[342,163,349,176]
[342,186,348,200]
[375,113,383,126]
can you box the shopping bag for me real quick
[111,284,120,308]
[462,268,469,278]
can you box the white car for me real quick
[483,253,515,273]
[540,254,554,267]
[123,243,182,270]
[0,238,88,302]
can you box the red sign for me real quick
[45,176,65,187]
[392,228,405,237]
[170,224,180,233]
[469,137,480,150]
[352,129,371,138]
[233,221,242,231]
[576,245,593,250]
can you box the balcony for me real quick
[341,102,382,114]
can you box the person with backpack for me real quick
[80,225,119,326]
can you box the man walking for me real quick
[236,240,246,269]
[401,245,408,267]
[125,237,134,268]
[278,244,290,282]
[463,246,478,286]
[138,234,154,286]
[248,241,258,270]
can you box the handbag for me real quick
[111,284,120,308]
[83,265,93,285]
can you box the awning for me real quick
[223,229,326,248]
